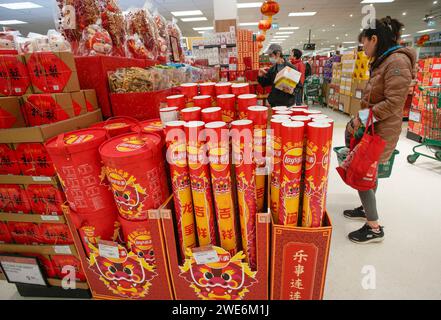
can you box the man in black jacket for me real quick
[258,44,298,108]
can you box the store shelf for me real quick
[0,212,65,224]
[0,244,77,256]
[193,44,236,49]
[0,175,58,185]
[46,278,89,290]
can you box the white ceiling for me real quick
[0,0,439,52]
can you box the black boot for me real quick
[343,206,367,221]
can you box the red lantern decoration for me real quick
[257,42,263,50]
[258,19,272,32]
[261,0,280,17]
[256,34,266,42]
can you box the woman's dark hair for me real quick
[358,16,404,59]
[292,49,303,59]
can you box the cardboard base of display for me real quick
[63,206,174,300]
[161,192,271,301]
[270,213,332,300]
[15,283,91,299]
[110,89,177,121]
[350,98,361,117]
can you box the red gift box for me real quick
[7,221,40,244]
[0,221,12,243]
[51,255,86,281]
[0,143,21,175]
[15,143,55,177]
[0,184,31,213]
[21,253,57,278]
[22,93,76,126]
[26,185,65,216]
[0,96,26,129]
[0,55,31,96]
[39,223,74,245]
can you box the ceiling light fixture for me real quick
[360,0,394,3]
[417,28,436,33]
[0,2,42,9]
[288,12,317,17]
[279,27,300,30]
[276,31,294,35]
[237,2,262,8]
[343,41,356,44]
[0,19,27,25]
[181,17,207,22]
[239,22,259,26]
[401,34,411,37]
[193,26,214,31]
[172,10,203,17]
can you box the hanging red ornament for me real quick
[257,42,263,50]
[258,19,272,32]
[256,34,266,42]
[261,0,280,17]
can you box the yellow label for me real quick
[237,188,250,263]
[64,134,94,145]
[104,122,127,129]
[116,137,145,152]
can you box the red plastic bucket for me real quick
[45,128,117,214]
[99,132,169,221]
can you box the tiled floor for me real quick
[1,106,440,300]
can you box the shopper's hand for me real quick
[258,68,268,77]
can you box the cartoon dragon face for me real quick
[190,175,209,192]
[212,177,231,194]
[89,245,157,299]
[179,247,257,300]
[128,230,156,265]
[172,173,191,191]
[282,180,300,198]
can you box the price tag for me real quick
[98,240,120,259]
[221,45,227,49]
[409,111,421,123]
[40,215,60,221]
[53,85,60,91]
[54,245,72,254]
[355,90,362,99]
[199,46,204,50]
[0,256,46,286]
[192,247,219,265]
[32,176,52,182]
[15,88,21,93]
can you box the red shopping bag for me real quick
[336,109,386,191]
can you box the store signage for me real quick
[304,43,316,51]
[0,255,47,286]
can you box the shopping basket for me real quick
[334,147,400,179]
[407,85,441,164]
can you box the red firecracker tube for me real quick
[201,107,222,123]
[216,94,236,123]
[193,95,212,109]
[237,94,257,120]
[167,94,186,110]
[181,107,202,122]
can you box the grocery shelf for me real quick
[46,278,89,290]
[0,244,77,256]
[0,212,66,224]
[0,175,58,186]
[193,44,236,49]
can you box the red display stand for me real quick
[75,56,156,118]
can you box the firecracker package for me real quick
[205,121,239,256]
[184,121,216,246]
[0,144,21,175]
[0,97,26,129]
[24,51,81,94]
[39,223,73,244]
[7,221,40,244]
[0,184,31,214]
[0,221,12,243]
[0,55,31,96]
[270,118,285,223]
[14,143,56,177]
[21,93,76,126]
[164,121,197,260]
[231,119,257,269]
[216,94,236,123]
[274,66,302,95]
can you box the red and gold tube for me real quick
[247,106,269,213]
[216,94,236,124]
[231,119,257,269]
[184,121,216,246]
[278,121,305,226]
[237,94,257,120]
[270,118,285,223]
[164,121,197,258]
[302,122,333,228]
[181,107,202,122]
[205,121,239,255]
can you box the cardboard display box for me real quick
[83,89,99,111]
[351,79,368,99]
[0,55,32,97]
[270,213,332,300]
[0,109,102,144]
[63,205,173,300]
[338,94,351,114]
[161,195,270,300]
[275,67,301,95]
[25,51,80,94]
[350,97,362,117]
[0,96,26,129]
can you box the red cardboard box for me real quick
[161,190,271,300]
[83,89,99,112]
[75,56,153,118]
[51,255,86,281]
[7,221,40,244]
[14,142,56,177]
[0,184,31,214]
[0,55,31,96]
[0,143,21,175]
[25,51,80,94]
[0,221,12,243]
[270,213,332,300]
[26,184,65,216]
[22,93,75,126]
[0,96,26,129]
[39,223,73,245]
[70,91,87,116]
[63,205,173,300]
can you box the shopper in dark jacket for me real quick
[290,49,306,105]
[258,44,298,107]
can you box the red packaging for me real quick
[303,123,333,228]
[247,106,268,212]
[39,223,73,245]
[8,222,40,244]
[216,94,236,123]
[291,115,312,125]
[231,83,250,96]
[164,121,197,259]
[21,253,57,278]
[201,107,222,123]
[159,107,179,123]
[231,119,257,269]
[181,107,202,122]
[199,82,216,96]
[26,185,65,216]
[137,119,165,142]
[0,221,12,243]
[0,144,21,175]
[220,71,229,82]
[22,93,76,126]
[91,118,133,137]
[15,143,56,177]
[275,110,294,116]
[215,82,232,96]
[291,108,307,116]
[278,121,305,226]
[167,94,186,110]
[272,115,291,121]
[313,117,334,129]
[51,255,86,281]
[45,128,117,214]
[100,132,169,221]
[272,106,289,112]
[180,83,198,100]
[193,95,212,109]
[205,121,239,255]
[0,96,26,129]
[228,71,238,82]
[0,55,31,96]
[237,94,257,119]
[0,184,31,213]
[118,216,155,265]
[270,118,285,223]
[304,110,322,117]
[184,121,216,246]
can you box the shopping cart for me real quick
[407,85,441,164]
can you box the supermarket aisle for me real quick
[321,106,441,300]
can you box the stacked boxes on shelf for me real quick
[328,62,342,109]
[237,29,258,73]
[311,56,328,76]
[338,51,357,114]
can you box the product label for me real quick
[40,215,60,221]
[54,245,72,254]
[116,137,145,152]
[98,240,120,259]
[32,176,52,182]
[64,134,94,145]
[192,247,220,265]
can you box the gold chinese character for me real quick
[289,291,301,300]
[295,264,304,277]
[293,250,308,263]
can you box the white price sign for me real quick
[192,247,219,265]
[0,256,47,286]
[98,240,120,259]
